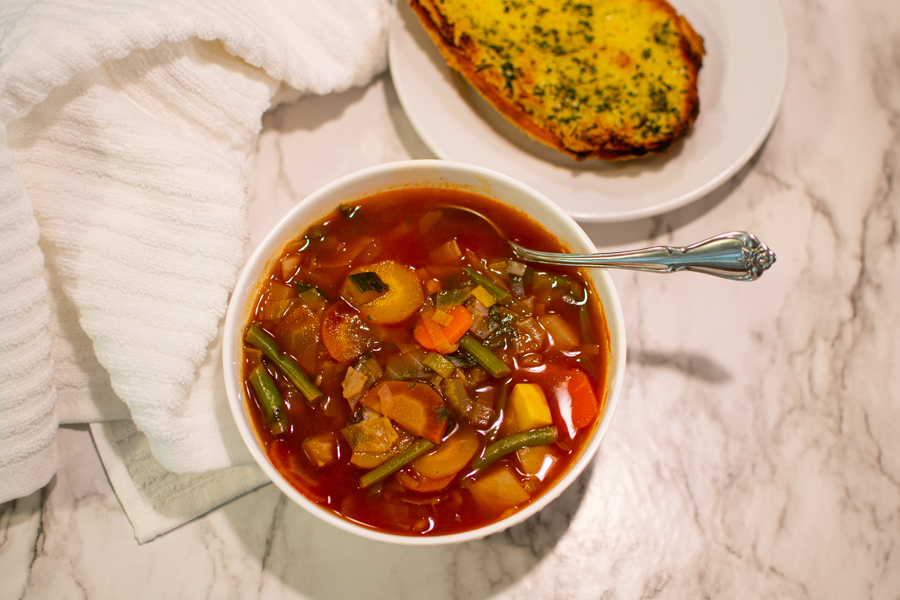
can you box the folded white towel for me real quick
[0,0,390,504]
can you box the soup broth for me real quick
[242,187,610,536]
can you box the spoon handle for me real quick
[511,232,776,281]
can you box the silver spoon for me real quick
[447,206,776,281]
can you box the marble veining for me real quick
[2,0,900,597]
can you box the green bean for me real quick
[245,324,323,404]
[471,426,558,471]
[359,438,436,488]
[459,334,511,378]
[463,267,511,305]
[248,364,290,435]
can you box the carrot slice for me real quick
[321,303,377,363]
[396,470,455,493]
[359,381,448,443]
[413,305,473,354]
[411,425,478,479]
[340,260,424,324]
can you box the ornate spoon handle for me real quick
[511,232,776,281]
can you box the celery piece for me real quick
[423,352,455,378]
[485,382,509,443]
[446,352,478,369]
[459,334,511,378]
[471,426,558,471]
[441,377,475,418]
[435,287,472,309]
[384,352,430,381]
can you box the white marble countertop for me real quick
[3,0,900,597]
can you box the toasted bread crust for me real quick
[409,0,705,161]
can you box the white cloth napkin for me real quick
[0,0,391,533]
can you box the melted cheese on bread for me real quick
[409,0,705,160]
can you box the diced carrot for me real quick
[566,369,598,429]
[423,313,455,354]
[359,381,449,444]
[413,305,473,354]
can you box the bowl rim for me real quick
[223,159,627,545]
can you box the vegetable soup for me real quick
[242,187,610,536]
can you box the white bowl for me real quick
[223,160,626,545]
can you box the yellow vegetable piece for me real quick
[468,465,531,514]
[340,260,425,325]
[508,383,554,432]
[470,285,496,308]
[516,444,558,480]
[301,433,338,468]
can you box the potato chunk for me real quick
[302,433,338,468]
[468,465,531,513]
[508,383,553,432]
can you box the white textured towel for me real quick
[0,0,390,509]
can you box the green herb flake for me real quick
[349,272,389,293]
[434,405,451,423]
[338,203,360,218]
[294,281,329,302]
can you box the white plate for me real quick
[389,0,788,223]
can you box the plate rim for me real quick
[388,0,789,223]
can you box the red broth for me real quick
[242,187,610,536]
